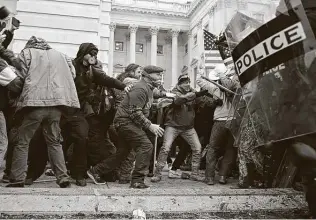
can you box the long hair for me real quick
[116,63,140,82]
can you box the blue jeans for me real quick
[10,107,69,184]
[156,126,201,175]
[206,120,236,179]
[0,111,8,168]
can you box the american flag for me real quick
[217,32,235,76]
[203,29,224,72]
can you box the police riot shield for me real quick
[227,0,316,147]
[223,12,263,141]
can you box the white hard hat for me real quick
[208,70,220,81]
[214,64,227,77]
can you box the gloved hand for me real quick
[11,58,22,71]
[6,76,23,94]
[165,92,176,99]
[195,89,208,97]
[214,99,223,106]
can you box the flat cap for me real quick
[143,65,164,74]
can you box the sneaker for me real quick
[168,170,182,179]
[6,182,24,188]
[150,175,162,183]
[130,182,149,189]
[2,174,9,183]
[87,169,106,185]
[76,179,87,187]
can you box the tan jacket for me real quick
[197,74,239,121]
[16,37,80,110]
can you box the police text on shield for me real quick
[235,22,306,75]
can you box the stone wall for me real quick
[11,0,111,71]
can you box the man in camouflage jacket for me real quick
[87,65,165,189]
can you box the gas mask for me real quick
[88,56,97,65]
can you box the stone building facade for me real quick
[4,0,278,89]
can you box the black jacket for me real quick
[0,31,15,111]
[72,43,125,116]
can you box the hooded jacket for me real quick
[72,43,126,116]
[16,36,80,110]
[197,74,239,121]
[164,85,197,129]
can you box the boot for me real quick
[204,177,215,185]
[190,166,201,181]
[150,166,163,183]
[219,175,227,184]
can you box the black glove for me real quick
[214,99,223,106]
[195,89,208,97]
[11,58,22,71]
[6,76,23,94]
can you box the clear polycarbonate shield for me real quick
[224,12,264,140]
[228,0,316,147]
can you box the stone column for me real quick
[209,8,215,33]
[171,29,180,87]
[187,30,194,87]
[108,22,116,76]
[164,36,172,89]
[128,24,138,63]
[144,34,151,64]
[197,20,204,59]
[149,26,159,65]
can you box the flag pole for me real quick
[201,75,239,95]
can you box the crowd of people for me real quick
[0,3,316,216]
[0,11,251,189]
[1,0,316,217]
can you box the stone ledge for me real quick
[0,188,307,214]
[0,187,303,196]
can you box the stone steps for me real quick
[0,187,308,219]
